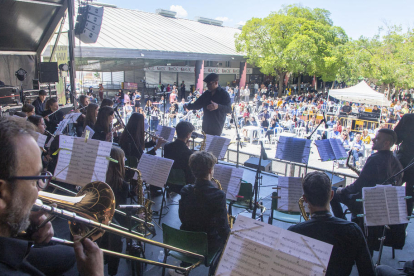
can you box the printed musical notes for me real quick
[55,118,70,135]
[277,177,309,213]
[54,135,112,186]
[135,154,174,188]
[216,216,333,276]
[213,164,244,200]
[275,137,311,164]
[362,185,409,226]
[156,125,175,142]
[315,139,348,162]
[33,132,47,148]
[64,112,82,123]
[204,134,231,160]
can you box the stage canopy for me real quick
[329,81,391,106]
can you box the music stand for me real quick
[315,138,348,183]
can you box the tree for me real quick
[236,5,347,96]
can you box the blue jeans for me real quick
[352,149,363,166]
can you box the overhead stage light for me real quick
[15,68,27,81]
[59,64,69,71]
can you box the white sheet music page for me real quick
[55,118,70,135]
[54,136,112,186]
[156,125,175,142]
[64,112,82,123]
[136,154,174,188]
[385,186,409,225]
[362,186,390,226]
[216,216,332,276]
[81,125,95,138]
[213,164,243,200]
[277,177,309,213]
[34,132,47,148]
[205,134,231,160]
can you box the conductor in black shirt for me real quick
[164,121,195,192]
[185,73,231,136]
[288,172,375,276]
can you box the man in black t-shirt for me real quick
[341,102,352,114]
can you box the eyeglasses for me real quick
[8,171,53,190]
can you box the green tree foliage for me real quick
[236,5,347,96]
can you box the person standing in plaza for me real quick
[180,81,186,100]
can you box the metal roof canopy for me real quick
[0,0,68,55]
[43,5,246,63]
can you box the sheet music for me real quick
[135,154,174,188]
[64,112,82,123]
[275,137,311,164]
[362,185,408,226]
[81,126,95,138]
[277,177,308,213]
[54,136,112,186]
[204,134,231,160]
[213,164,243,200]
[33,132,47,148]
[216,216,332,276]
[156,125,175,142]
[55,118,70,135]
[315,139,336,162]
[329,139,348,160]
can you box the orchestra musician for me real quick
[83,103,99,131]
[99,146,129,276]
[331,129,403,219]
[174,151,229,276]
[394,113,414,216]
[27,115,47,135]
[185,73,231,136]
[32,90,47,116]
[288,172,375,276]
[42,98,63,134]
[164,121,195,193]
[0,117,103,276]
[92,106,114,142]
[75,95,90,137]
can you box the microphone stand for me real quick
[251,141,265,219]
[306,111,327,140]
[231,107,242,168]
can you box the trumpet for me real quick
[36,182,204,273]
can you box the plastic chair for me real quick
[159,169,187,224]
[227,181,253,216]
[161,224,221,276]
[268,191,303,224]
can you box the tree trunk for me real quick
[380,83,386,94]
[278,72,284,98]
[322,81,326,93]
[297,74,301,95]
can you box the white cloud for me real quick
[238,21,246,25]
[215,16,231,22]
[170,5,188,18]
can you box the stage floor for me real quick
[53,165,413,276]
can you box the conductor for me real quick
[185,73,231,136]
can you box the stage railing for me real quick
[224,148,358,186]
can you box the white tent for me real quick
[329,81,391,106]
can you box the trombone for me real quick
[47,182,153,236]
[36,182,204,274]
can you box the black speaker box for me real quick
[244,157,272,172]
[39,62,59,83]
[33,79,39,90]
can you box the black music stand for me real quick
[315,138,348,183]
[231,106,242,167]
[251,141,266,219]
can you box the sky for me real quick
[96,0,414,40]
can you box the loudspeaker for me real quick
[75,5,104,44]
[33,79,39,89]
[244,157,272,172]
[39,62,59,83]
